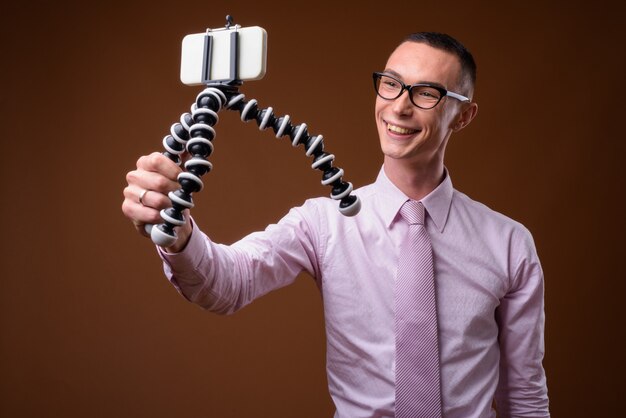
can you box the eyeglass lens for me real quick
[375,74,442,109]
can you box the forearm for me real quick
[159,207,319,314]
[494,230,550,417]
[159,221,240,313]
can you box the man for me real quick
[122,32,550,417]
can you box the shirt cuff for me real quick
[156,218,214,295]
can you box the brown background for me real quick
[1,0,624,416]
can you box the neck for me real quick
[383,157,446,201]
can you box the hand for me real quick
[122,152,192,251]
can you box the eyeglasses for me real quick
[372,72,470,109]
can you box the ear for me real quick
[452,102,479,132]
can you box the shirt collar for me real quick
[374,166,453,233]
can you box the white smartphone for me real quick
[180,26,267,85]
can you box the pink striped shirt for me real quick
[160,168,549,417]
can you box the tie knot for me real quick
[400,200,425,225]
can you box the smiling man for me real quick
[123,32,550,417]
[374,38,477,203]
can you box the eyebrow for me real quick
[383,68,447,91]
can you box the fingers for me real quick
[122,186,163,226]
[123,184,172,211]
[137,152,183,178]
[131,152,182,191]
[125,153,182,201]
[121,198,160,237]
[122,152,184,238]
[126,169,179,197]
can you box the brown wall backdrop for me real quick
[1,0,624,416]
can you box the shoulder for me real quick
[450,189,538,258]
[450,189,542,286]
[451,189,529,233]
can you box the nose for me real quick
[390,89,414,115]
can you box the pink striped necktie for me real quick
[395,200,443,418]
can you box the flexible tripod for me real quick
[148,18,361,247]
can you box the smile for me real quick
[386,122,419,135]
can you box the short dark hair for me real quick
[404,32,477,95]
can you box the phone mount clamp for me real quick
[147,16,362,247]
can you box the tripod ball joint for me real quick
[147,86,226,246]
[225,91,361,217]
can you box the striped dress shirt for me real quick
[160,167,550,417]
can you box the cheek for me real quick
[423,109,451,130]
[374,96,388,117]
[375,103,388,133]
[437,104,460,128]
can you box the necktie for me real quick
[395,200,443,417]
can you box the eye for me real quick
[418,90,436,98]
[414,86,441,100]
[379,74,403,88]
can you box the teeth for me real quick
[387,123,417,135]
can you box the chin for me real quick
[380,142,414,161]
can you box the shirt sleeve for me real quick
[157,201,322,315]
[494,226,550,417]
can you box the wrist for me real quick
[163,220,192,253]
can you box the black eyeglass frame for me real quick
[372,72,470,109]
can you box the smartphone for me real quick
[180,26,267,85]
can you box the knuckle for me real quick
[125,170,137,184]
[122,186,133,198]
[121,199,134,217]
[136,155,148,168]
[137,152,162,170]
[146,153,159,167]
[147,152,165,168]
